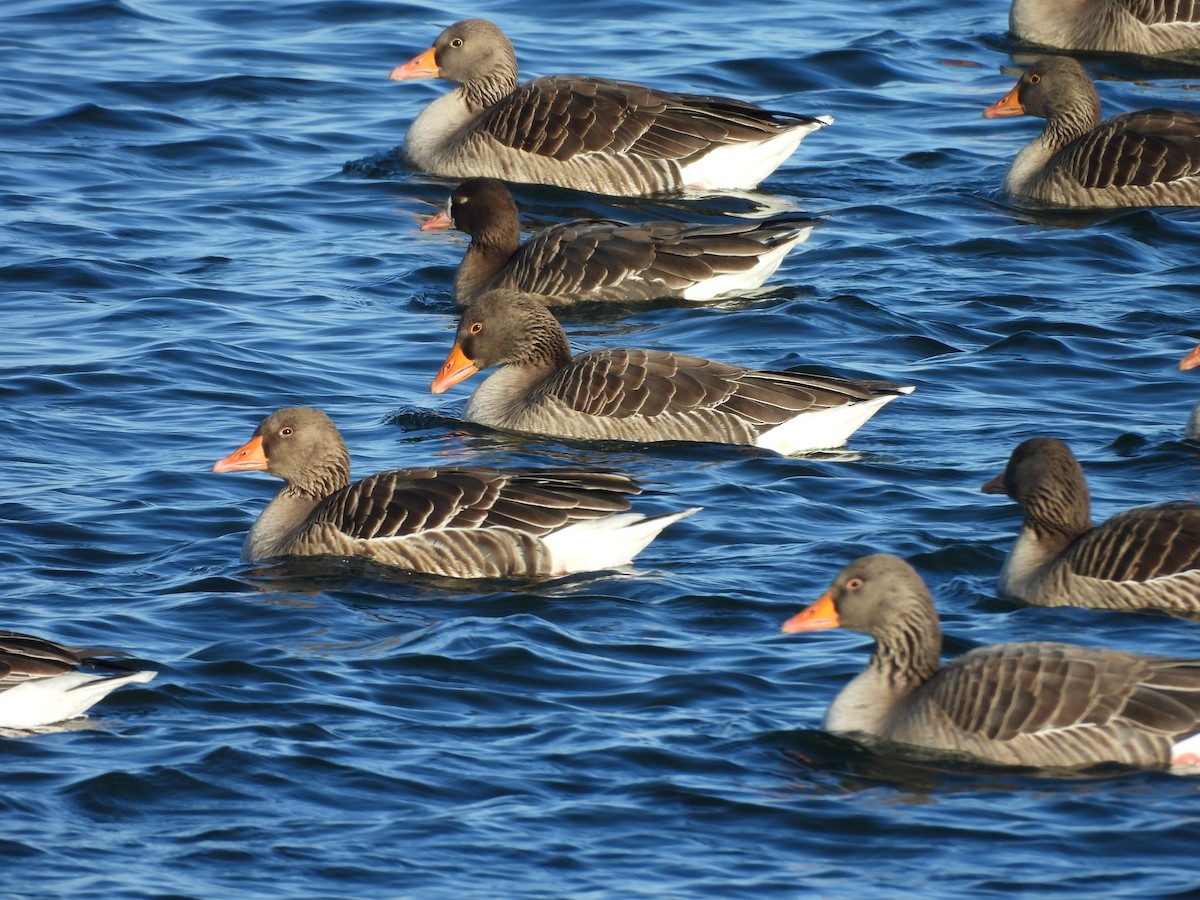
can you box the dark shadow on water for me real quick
[764,727,1161,796]
[980,32,1200,78]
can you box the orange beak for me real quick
[980,472,1006,494]
[431,342,480,395]
[983,84,1025,119]
[1181,344,1200,371]
[213,434,268,473]
[781,591,840,634]
[390,46,439,81]
[420,208,455,231]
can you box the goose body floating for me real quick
[1009,0,1200,55]
[390,18,832,196]
[784,553,1200,770]
[983,56,1200,207]
[213,407,695,579]
[422,177,819,306]
[430,290,912,454]
[983,437,1200,614]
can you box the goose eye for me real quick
[1029,74,1040,84]
[450,38,463,48]
[846,577,864,591]
[469,322,483,335]
[280,427,294,437]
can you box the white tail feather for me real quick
[757,387,913,455]
[544,508,700,575]
[681,228,814,301]
[0,669,156,729]
[680,116,833,190]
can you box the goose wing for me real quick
[307,466,639,540]
[1057,110,1200,188]
[476,76,821,163]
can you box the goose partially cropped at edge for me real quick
[0,630,156,729]
[389,18,832,196]
[982,56,1200,207]
[429,289,913,454]
[421,177,820,306]
[212,407,695,579]
[1179,341,1200,441]
[982,437,1200,614]
[782,553,1200,770]
[1009,0,1200,55]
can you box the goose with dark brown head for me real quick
[421,177,819,306]
[1009,0,1200,54]
[430,290,913,455]
[982,437,1200,613]
[783,553,1200,769]
[983,56,1200,207]
[212,406,695,579]
[390,19,832,196]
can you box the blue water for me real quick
[4,0,1200,895]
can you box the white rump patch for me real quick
[757,387,913,455]
[0,669,156,729]
[543,508,700,575]
[680,116,833,191]
[681,227,814,301]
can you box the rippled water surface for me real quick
[5,0,1200,896]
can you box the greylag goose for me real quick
[212,406,695,579]
[982,56,1200,207]
[429,289,913,454]
[782,553,1200,770]
[421,177,819,306]
[389,18,832,196]
[1180,342,1200,441]
[1009,0,1200,54]
[982,437,1200,613]
[0,630,155,729]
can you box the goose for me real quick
[1009,0,1200,55]
[782,553,1200,770]
[982,437,1200,613]
[389,18,832,196]
[1179,341,1200,441]
[982,56,1200,207]
[421,177,819,306]
[0,630,156,729]
[212,406,695,579]
[429,289,913,454]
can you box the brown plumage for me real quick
[782,553,1200,769]
[983,56,1200,207]
[982,437,1200,613]
[1010,0,1200,54]
[212,407,694,579]
[390,19,831,196]
[422,177,819,306]
[429,290,912,454]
